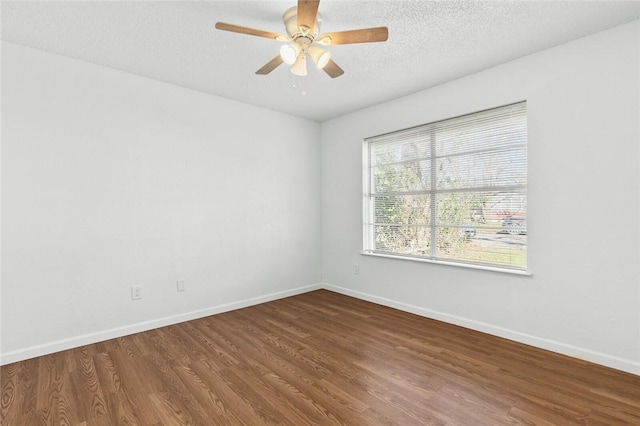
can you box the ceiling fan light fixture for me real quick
[290,54,307,76]
[215,0,390,79]
[280,43,300,65]
[308,46,331,69]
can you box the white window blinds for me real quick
[364,102,527,271]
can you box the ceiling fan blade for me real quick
[318,27,388,45]
[297,0,320,32]
[215,22,284,40]
[323,59,344,78]
[256,55,285,75]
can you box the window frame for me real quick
[362,102,529,274]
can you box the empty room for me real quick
[1,1,639,424]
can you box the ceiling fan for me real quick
[215,0,388,78]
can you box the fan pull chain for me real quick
[292,75,308,96]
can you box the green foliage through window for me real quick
[364,102,527,271]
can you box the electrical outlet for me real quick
[131,285,143,300]
[177,280,185,292]
[353,264,360,275]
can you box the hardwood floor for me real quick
[2,290,639,425]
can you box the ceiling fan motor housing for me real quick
[283,7,322,40]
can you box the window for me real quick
[363,102,527,272]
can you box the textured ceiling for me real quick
[2,1,639,122]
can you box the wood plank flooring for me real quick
[2,289,639,425]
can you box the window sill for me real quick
[360,252,532,276]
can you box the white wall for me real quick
[320,21,640,374]
[1,42,322,363]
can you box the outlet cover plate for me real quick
[131,285,143,300]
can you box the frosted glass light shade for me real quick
[280,44,300,65]
[290,54,307,76]
[308,46,331,69]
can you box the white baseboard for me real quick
[0,283,322,366]
[3,282,638,376]
[322,283,640,376]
